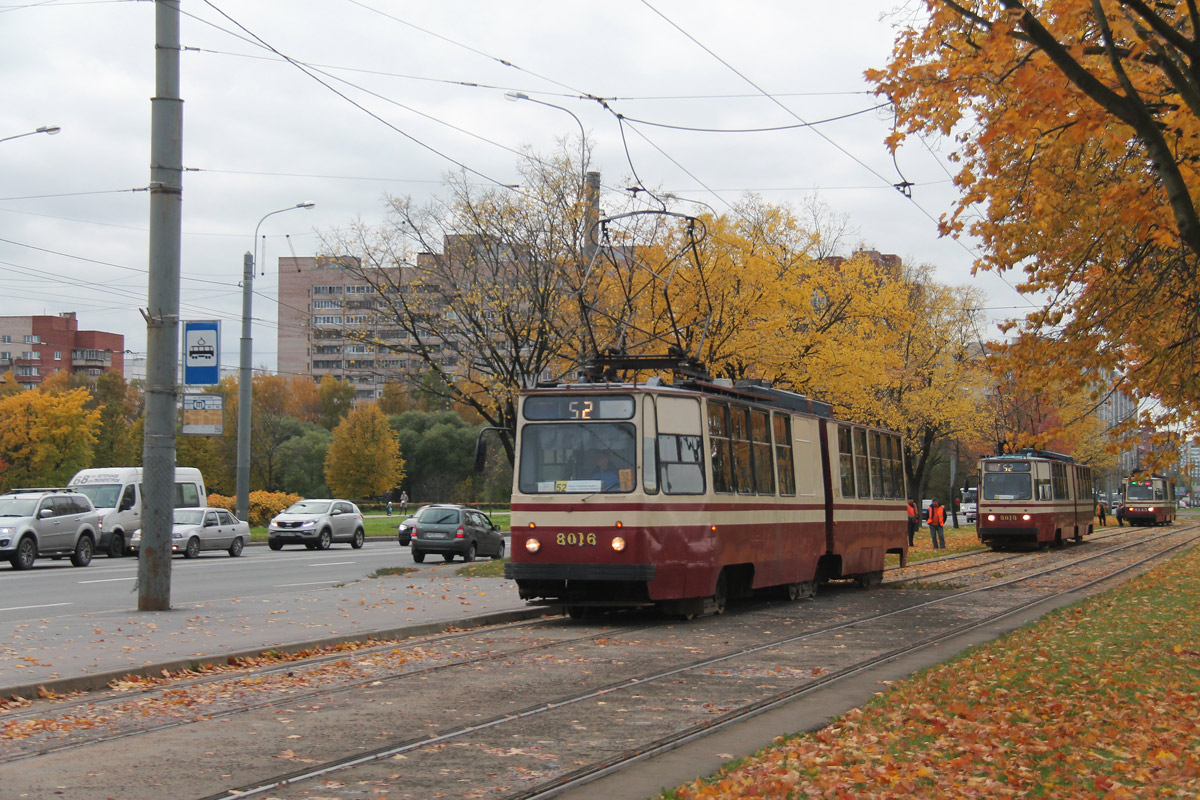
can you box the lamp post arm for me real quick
[0,125,61,144]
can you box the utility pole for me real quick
[584,170,600,266]
[139,0,182,610]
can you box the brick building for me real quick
[0,312,123,388]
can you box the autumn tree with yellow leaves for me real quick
[0,385,100,491]
[324,402,405,499]
[871,0,1200,464]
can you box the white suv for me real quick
[0,488,102,570]
[267,499,365,551]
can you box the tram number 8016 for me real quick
[556,532,598,547]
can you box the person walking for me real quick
[386,499,393,517]
[928,498,947,549]
[1096,500,1107,527]
[906,498,919,546]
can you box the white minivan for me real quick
[68,467,207,557]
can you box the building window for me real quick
[54,351,62,361]
[314,299,344,310]
[20,351,38,360]
[16,366,39,376]
[24,335,40,344]
[313,285,344,295]
[0,351,9,361]
[0,335,9,344]
[313,316,343,326]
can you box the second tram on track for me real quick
[976,449,1095,550]
[503,364,909,618]
[1121,474,1177,526]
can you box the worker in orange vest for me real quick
[906,499,919,546]
[928,498,947,549]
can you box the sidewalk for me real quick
[0,562,550,701]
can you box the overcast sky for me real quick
[1,0,1027,375]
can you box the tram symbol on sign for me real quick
[187,338,215,360]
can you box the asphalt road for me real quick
[0,538,497,625]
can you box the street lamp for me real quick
[505,92,586,188]
[0,125,61,144]
[237,202,314,521]
[504,92,598,263]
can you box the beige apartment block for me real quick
[277,255,415,401]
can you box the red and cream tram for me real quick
[503,374,909,618]
[976,449,1094,550]
[1122,474,1177,526]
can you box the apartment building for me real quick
[277,255,423,400]
[0,312,124,388]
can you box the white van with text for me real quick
[67,467,207,557]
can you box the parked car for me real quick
[409,504,505,563]
[0,488,101,570]
[396,515,417,546]
[268,499,365,551]
[131,507,250,558]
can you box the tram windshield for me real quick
[518,422,637,494]
[983,472,1032,501]
[1125,483,1159,501]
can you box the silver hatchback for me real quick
[410,504,505,563]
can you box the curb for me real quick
[1,605,561,702]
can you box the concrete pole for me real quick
[584,171,600,267]
[139,0,182,610]
[236,251,253,521]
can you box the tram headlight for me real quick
[611,536,626,552]
[525,538,541,553]
[1148,506,1155,512]
[986,514,996,522]
[1022,514,1031,521]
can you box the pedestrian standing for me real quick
[928,498,947,549]
[906,498,919,546]
[399,490,409,514]
[386,499,393,516]
[1114,499,1125,526]
[1096,500,1106,526]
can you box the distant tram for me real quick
[1122,474,1176,526]
[976,449,1094,550]
[504,361,909,618]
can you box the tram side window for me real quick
[1051,462,1069,500]
[730,406,755,494]
[1035,464,1053,501]
[708,402,735,493]
[854,427,871,499]
[869,431,885,499]
[888,435,905,499]
[658,434,705,494]
[838,425,855,498]
[751,409,775,495]
[774,414,796,497]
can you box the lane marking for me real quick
[309,561,355,567]
[0,602,73,612]
[274,580,338,587]
[77,577,137,584]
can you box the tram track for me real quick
[5,524,1195,800]
[195,525,1200,800]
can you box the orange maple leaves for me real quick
[667,545,1200,799]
